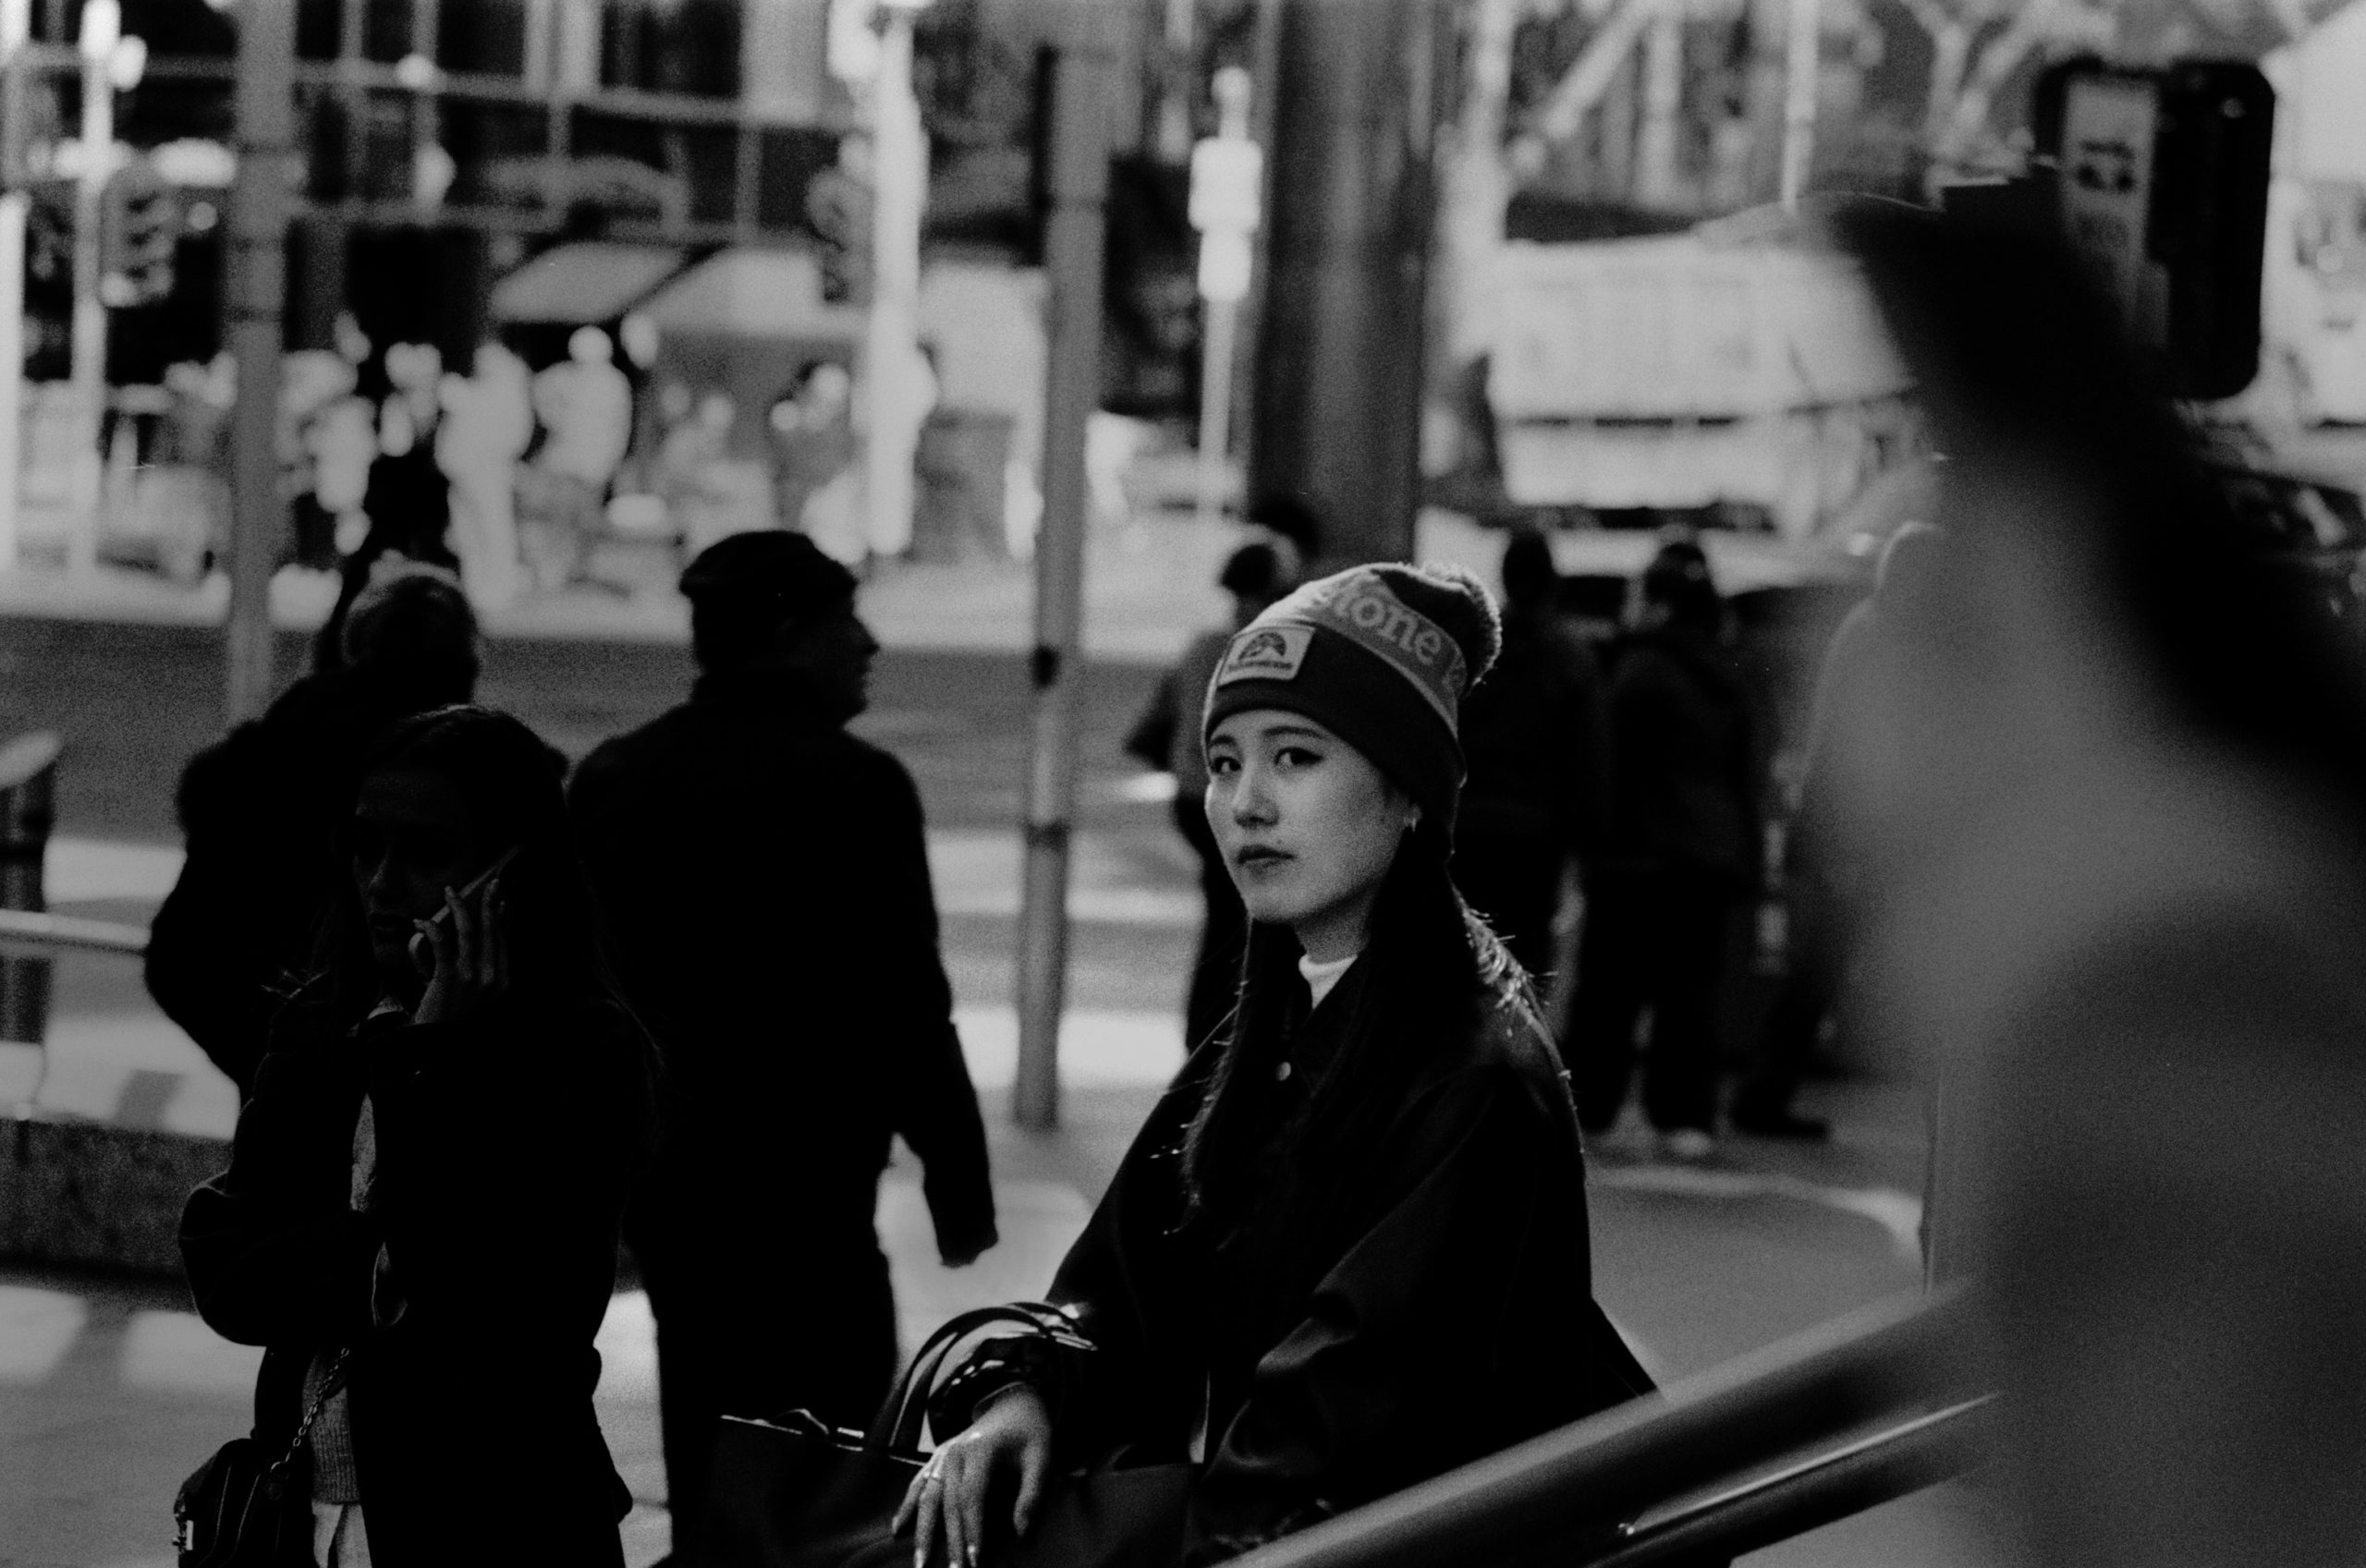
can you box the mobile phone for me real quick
[408,845,520,977]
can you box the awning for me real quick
[488,241,689,324]
[634,247,868,340]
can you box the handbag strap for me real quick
[870,1302,1091,1454]
[267,1346,353,1480]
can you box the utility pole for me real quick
[1012,9,1113,1132]
[1247,0,1449,567]
[864,0,929,562]
[67,0,117,576]
[1189,67,1262,531]
[0,0,30,572]
[224,0,296,723]
[1780,0,1822,207]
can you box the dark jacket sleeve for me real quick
[864,753,998,1264]
[1126,669,1181,772]
[1183,1066,1566,1560]
[179,1008,385,1349]
[1549,630,1615,879]
[359,999,640,1327]
[147,731,283,1093]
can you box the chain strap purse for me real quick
[174,1347,352,1568]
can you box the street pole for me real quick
[0,0,30,573]
[225,0,295,723]
[1190,67,1260,533]
[1013,11,1112,1132]
[67,0,118,577]
[1246,0,1449,567]
[864,0,926,562]
[1780,0,1822,208]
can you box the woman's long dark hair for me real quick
[1179,819,1528,1226]
[308,704,659,1147]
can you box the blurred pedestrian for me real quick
[569,530,997,1562]
[1729,520,1945,1140]
[435,343,535,614]
[1125,538,1301,1051]
[1567,542,1763,1158]
[526,327,636,590]
[149,565,480,1095]
[1455,524,1612,985]
[180,705,654,1567]
[1835,201,2366,1568]
[901,563,1651,1568]
[1246,491,1326,565]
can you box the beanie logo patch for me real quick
[1215,625,1311,686]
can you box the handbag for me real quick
[701,1302,1197,1568]
[174,1348,351,1568]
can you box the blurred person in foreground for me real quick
[898,563,1651,1568]
[569,530,997,1562]
[150,565,480,1095]
[1454,523,1612,987]
[180,706,653,1565]
[1126,538,1302,1050]
[1567,541,1764,1158]
[1730,520,1948,1141]
[1837,202,2366,1562]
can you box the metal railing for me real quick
[1230,1288,1983,1568]
[0,907,148,958]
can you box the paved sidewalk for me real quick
[0,509,1246,662]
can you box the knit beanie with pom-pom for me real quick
[1201,561,1502,829]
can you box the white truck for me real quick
[1485,226,1918,541]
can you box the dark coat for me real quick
[952,962,1651,1563]
[1457,609,1614,868]
[148,664,453,1094]
[1602,626,1764,885]
[567,670,996,1275]
[179,990,640,1566]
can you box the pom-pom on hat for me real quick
[1201,561,1502,828]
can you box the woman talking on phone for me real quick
[900,563,1653,1567]
[181,706,653,1566]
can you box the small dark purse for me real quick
[175,1349,350,1568]
[702,1303,1196,1568]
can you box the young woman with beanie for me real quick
[898,563,1652,1567]
[181,706,655,1566]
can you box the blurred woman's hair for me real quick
[1842,204,2366,823]
[1179,820,1527,1227]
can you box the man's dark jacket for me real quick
[148,663,457,1094]
[180,991,641,1565]
[1601,626,1765,885]
[567,670,996,1362]
[1457,609,1613,866]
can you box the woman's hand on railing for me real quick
[895,1383,1054,1568]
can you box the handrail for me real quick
[1228,1287,1982,1568]
[0,909,150,958]
[1579,1396,1992,1568]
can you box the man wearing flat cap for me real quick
[570,530,997,1561]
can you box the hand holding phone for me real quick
[409,845,519,980]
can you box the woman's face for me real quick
[350,768,494,979]
[1205,709,1411,962]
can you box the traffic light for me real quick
[98,156,179,309]
[2032,58,2275,400]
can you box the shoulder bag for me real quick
[701,1302,1196,1568]
[174,1347,350,1568]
